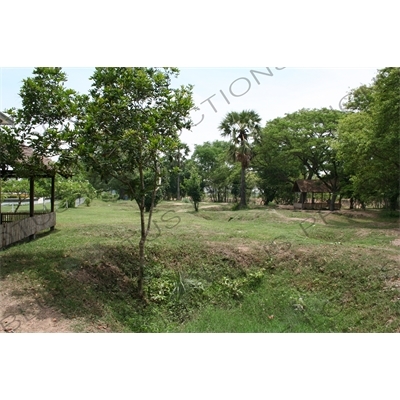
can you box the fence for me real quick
[0,212,30,224]
[0,212,56,248]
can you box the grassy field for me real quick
[1,199,399,332]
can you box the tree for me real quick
[257,108,345,210]
[1,114,22,209]
[55,177,96,208]
[253,121,304,205]
[0,119,23,176]
[163,142,190,200]
[191,141,231,202]
[1,68,82,218]
[218,110,262,208]
[10,67,81,177]
[3,179,31,212]
[77,67,194,300]
[337,68,400,209]
[183,167,202,211]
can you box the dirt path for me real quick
[0,279,75,333]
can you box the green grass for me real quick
[1,199,399,332]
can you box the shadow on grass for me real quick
[0,242,153,330]
[1,230,399,332]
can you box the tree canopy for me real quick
[76,67,194,298]
[255,108,345,210]
[337,67,400,209]
[219,110,262,208]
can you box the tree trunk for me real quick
[137,165,148,301]
[138,234,145,299]
[137,162,159,302]
[138,201,146,300]
[389,194,399,211]
[330,193,337,211]
[14,196,23,213]
[240,164,246,208]
[350,197,354,210]
[177,173,181,201]
[176,152,181,200]
[301,192,307,209]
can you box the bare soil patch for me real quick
[391,238,400,246]
[0,277,112,333]
[0,279,75,333]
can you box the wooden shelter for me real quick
[292,179,341,210]
[0,113,59,248]
[0,111,14,126]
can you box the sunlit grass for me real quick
[1,199,399,332]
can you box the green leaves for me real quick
[1,67,82,181]
[183,166,202,211]
[219,110,262,144]
[79,68,194,187]
[337,68,400,208]
[218,110,262,207]
[0,119,23,173]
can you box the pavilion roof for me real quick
[292,179,333,193]
[0,111,14,126]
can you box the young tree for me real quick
[2,179,30,212]
[77,67,193,300]
[183,167,202,212]
[218,111,262,208]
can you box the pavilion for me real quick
[292,179,341,210]
[1,112,59,248]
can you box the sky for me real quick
[0,67,380,154]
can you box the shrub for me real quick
[101,192,119,202]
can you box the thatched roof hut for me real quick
[292,179,331,194]
[292,179,340,210]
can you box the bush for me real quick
[101,192,119,202]
[58,197,76,209]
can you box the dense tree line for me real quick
[168,68,399,211]
[2,67,397,213]
[1,67,398,299]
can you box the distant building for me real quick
[0,111,14,126]
[292,179,341,210]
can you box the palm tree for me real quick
[219,110,262,208]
